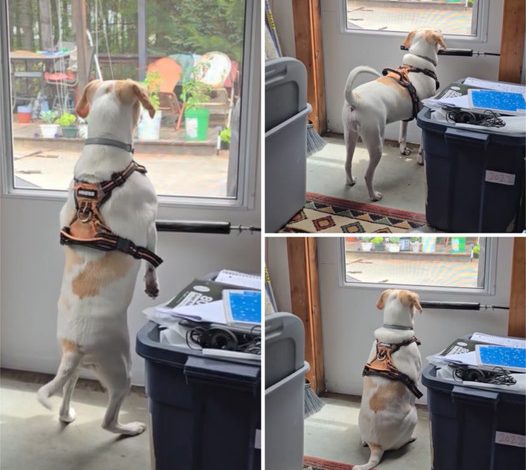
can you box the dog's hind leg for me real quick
[59,369,80,423]
[97,355,146,436]
[399,120,411,156]
[343,105,359,186]
[354,443,384,470]
[37,348,83,410]
[362,126,385,201]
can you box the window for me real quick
[343,236,489,290]
[345,0,480,37]
[4,0,255,204]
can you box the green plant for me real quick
[219,127,231,144]
[181,66,212,111]
[371,237,384,245]
[143,71,161,111]
[410,237,421,242]
[388,237,401,244]
[472,244,480,256]
[40,110,58,124]
[56,112,77,127]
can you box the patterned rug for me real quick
[304,456,354,469]
[282,193,427,233]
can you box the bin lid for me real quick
[422,364,525,402]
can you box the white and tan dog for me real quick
[37,79,161,435]
[356,289,423,470]
[342,30,446,201]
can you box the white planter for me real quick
[137,110,162,141]
[40,124,59,138]
[361,242,373,252]
[411,242,421,253]
[386,243,401,253]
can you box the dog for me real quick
[355,289,423,470]
[37,79,161,436]
[342,29,446,201]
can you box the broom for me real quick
[306,121,327,157]
[304,380,325,419]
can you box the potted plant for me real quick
[360,237,373,252]
[471,243,480,260]
[57,112,78,138]
[181,66,212,141]
[219,127,231,150]
[371,236,385,252]
[39,110,59,138]
[385,237,401,253]
[138,71,162,141]
[410,237,421,253]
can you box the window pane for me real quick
[344,237,484,289]
[346,0,478,36]
[9,0,247,199]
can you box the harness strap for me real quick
[84,137,135,154]
[362,336,423,398]
[382,65,439,121]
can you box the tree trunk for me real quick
[19,0,34,50]
[39,0,53,50]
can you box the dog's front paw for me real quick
[400,146,412,156]
[144,268,159,298]
[370,191,383,202]
[104,421,146,436]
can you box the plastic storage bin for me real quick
[417,107,525,232]
[265,313,308,470]
[265,58,310,232]
[136,321,261,470]
[422,364,525,470]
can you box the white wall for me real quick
[266,237,292,313]
[266,237,514,404]
[317,237,513,403]
[0,197,260,385]
[269,0,296,57]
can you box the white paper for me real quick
[470,332,526,349]
[165,300,227,324]
[215,269,261,290]
[463,77,526,95]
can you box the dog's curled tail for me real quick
[354,443,384,470]
[344,66,381,108]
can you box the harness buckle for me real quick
[77,202,93,223]
[116,237,134,253]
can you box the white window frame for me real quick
[339,0,491,45]
[0,0,259,212]
[338,237,498,296]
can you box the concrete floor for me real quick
[0,370,151,470]
[307,136,426,214]
[305,394,431,470]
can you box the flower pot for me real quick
[373,243,385,252]
[40,124,59,138]
[61,126,78,138]
[184,107,210,141]
[386,243,401,253]
[361,242,373,252]
[410,242,421,253]
[220,140,230,150]
[138,110,162,141]
[17,112,32,123]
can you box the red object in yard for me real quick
[17,112,32,123]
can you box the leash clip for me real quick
[77,202,93,223]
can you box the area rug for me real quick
[281,192,427,233]
[304,456,354,469]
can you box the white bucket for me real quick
[40,124,59,138]
[138,110,162,141]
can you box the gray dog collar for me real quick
[383,323,414,331]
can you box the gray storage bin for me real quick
[265,58,310,233]
[265,312,307,470]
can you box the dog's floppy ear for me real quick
[132,82,156,118]
[75,79,102,118]
[402,30,416,49]
[376,289,393,310]
[432,31,447,50]
[398,290,423,314]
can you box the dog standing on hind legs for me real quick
[37,78,163,436]
[342,29,446,201]
[355,289,424,470]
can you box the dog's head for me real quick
[402,29,447,62]
[376,289,422,328]
[75,79,156,132]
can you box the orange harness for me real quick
[60,160,163,267]
[362,336,423,398]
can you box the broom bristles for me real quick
[306,123,327,157]
[304,382,325,419]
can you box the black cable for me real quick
[446,108,505,128]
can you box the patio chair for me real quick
[44,42,78,112]
[146,57,183,126]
